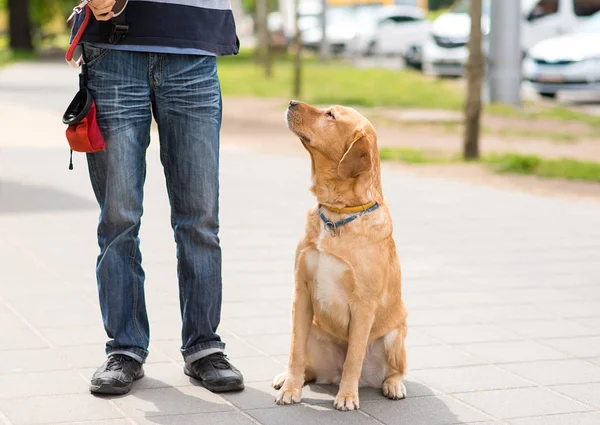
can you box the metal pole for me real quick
[488,0,521,106]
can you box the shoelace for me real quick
[106,355,132,371]
[204,353,232,370]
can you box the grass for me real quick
[217,50,464,110]
[484,154,600,182]
[380,147,600,183]
[379,147,458,164]
[219,50,600,134]
[0,48,36,68]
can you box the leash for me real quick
[65,5,92,68]
[318,202,380,236]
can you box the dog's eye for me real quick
[326,111,335,119]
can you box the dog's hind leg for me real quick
[381,323,408,400]
[273,324,342,389]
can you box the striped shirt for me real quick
[73,0,239,56]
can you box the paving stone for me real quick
[501,320,599,339]
[0,349,70,374]
[221,380,335,410]
[501,359,600,385]
[539,336,600,358]
[248,404,385,425]
[361,395,490,424]
[551,382,600,409]
[230,355,286,383]
[406,308,477,327]
[134,411,257,425]
[37,325,107,347]
[420,325,523,345]
[112,386,233,417]
[0,328,49,351]
[221,317,292,336]
[240,334,291,357]
[0,369,88,398]
[411,365,533,394]
[0,394,123,425]
[508,412,600,425]
[408,345,486,370]
[456,341,570,364]
[453,387,592,419]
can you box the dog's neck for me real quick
[310,172,383,210]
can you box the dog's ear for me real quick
[337,132,372,180]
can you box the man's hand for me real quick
[89,0,116,21]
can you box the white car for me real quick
[421,0,599,78]
[347,6,431,57]
[523,11,600,98]
[301,5,383,54]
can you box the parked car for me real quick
[421,0,600,77]
[301,5,386,54]
[523,10,600,98]
[346,5,431,57]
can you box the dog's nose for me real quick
[289,100,300,108]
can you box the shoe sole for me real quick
[184,365,245,393]
[90,370,145,395]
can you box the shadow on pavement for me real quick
[0,180,96,214]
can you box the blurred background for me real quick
[1,0,600,192]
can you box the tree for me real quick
[8,0,33,51]
[463,0,483,160]
[256,0,272,77]
[292,0,302,98]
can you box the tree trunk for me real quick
[292,0,302,98]
[463,0,483,161]
[319,0,330,60]
[256,0,272,78]
[8,0,33,51]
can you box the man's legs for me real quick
[152,53,243,391]
[84,45,152,394]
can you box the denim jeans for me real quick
[82,44,225,364]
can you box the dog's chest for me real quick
[304,249,349,316]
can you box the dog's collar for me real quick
[318,202,379,236]
[319,201,377,214]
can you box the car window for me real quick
[527,0,559,21]
[382,15,420,24]
[577,9,600,31]
[573,0,600,16]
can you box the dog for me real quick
[272,101,408,411]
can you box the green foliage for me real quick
[379,147,457,164]
[380,148,600,183]
[428,0,457,10]
[484,154,600,182]
[241,0,278,14]
[217,49,465,109]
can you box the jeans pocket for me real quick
[82,43,111,67]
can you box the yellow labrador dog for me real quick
[272,101,408,411]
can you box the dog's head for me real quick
[286,101,381,205]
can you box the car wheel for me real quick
[539,91,557,99]
[365,41,377,57]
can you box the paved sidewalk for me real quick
[1,62,600,425]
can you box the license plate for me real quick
[536,74,564,83]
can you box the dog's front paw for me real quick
[334,393,360,411]
[382,377,407,400]
[276,386,302,405]
[272,372,287,390]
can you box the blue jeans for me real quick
[83,44,225,364]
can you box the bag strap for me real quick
[108,7,129,44]
[65,6,92,68]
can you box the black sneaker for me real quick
[184,352,244,392]
[90,354,144,395]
